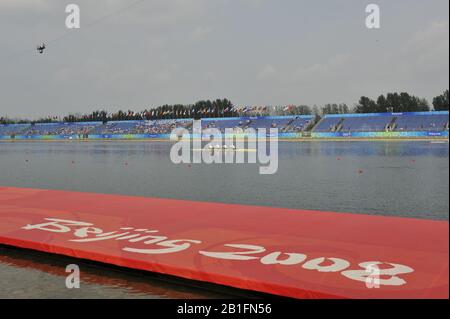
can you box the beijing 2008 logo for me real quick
[23,217,414,289]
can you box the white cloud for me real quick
[402,21,449,72]
[293,54,349,81]
[407,21,449,50]
[0,0,49,9]
[190,26,214,41]
[257,64,276,80]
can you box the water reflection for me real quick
[278,141,449,158]
[0,245,249,299]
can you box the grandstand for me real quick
[393,112,449,132]
[313,112,449,133]
[21,122,102,136]
[89,121,148,135]
[0,124,30,136]
[282,116,314,132]
[314,114,394,133]
[202,118,247,133]
[202,116,314,134]
[87,119,193,135]
[0,112,448,139]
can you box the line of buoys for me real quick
[21,159,136,167]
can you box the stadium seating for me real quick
[0,124,30,136]
[339,115,393,132]
[89,119,193,135]
[202,116,314,133]
[314,112,449,133]
[314,114,393,133]
[89,121,143,135]
[282,116,314,132]
[394,113,449,132]
[21,122,102,136]
[1,112,447,137]
[313,117,344,132]
[202,119,245,133]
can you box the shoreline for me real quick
[0,137,448,143]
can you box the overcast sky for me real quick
[0,0,448,119]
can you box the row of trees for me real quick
[433,90,449,111]
[356,93,429,114]
[1,91,448,125]
[355,90,449,114]
[61,99,237,123]
[273,104,350,116]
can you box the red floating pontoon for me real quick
[0,186,448,299]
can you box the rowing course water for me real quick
[0,140,448,298]
[0,140,448,219]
